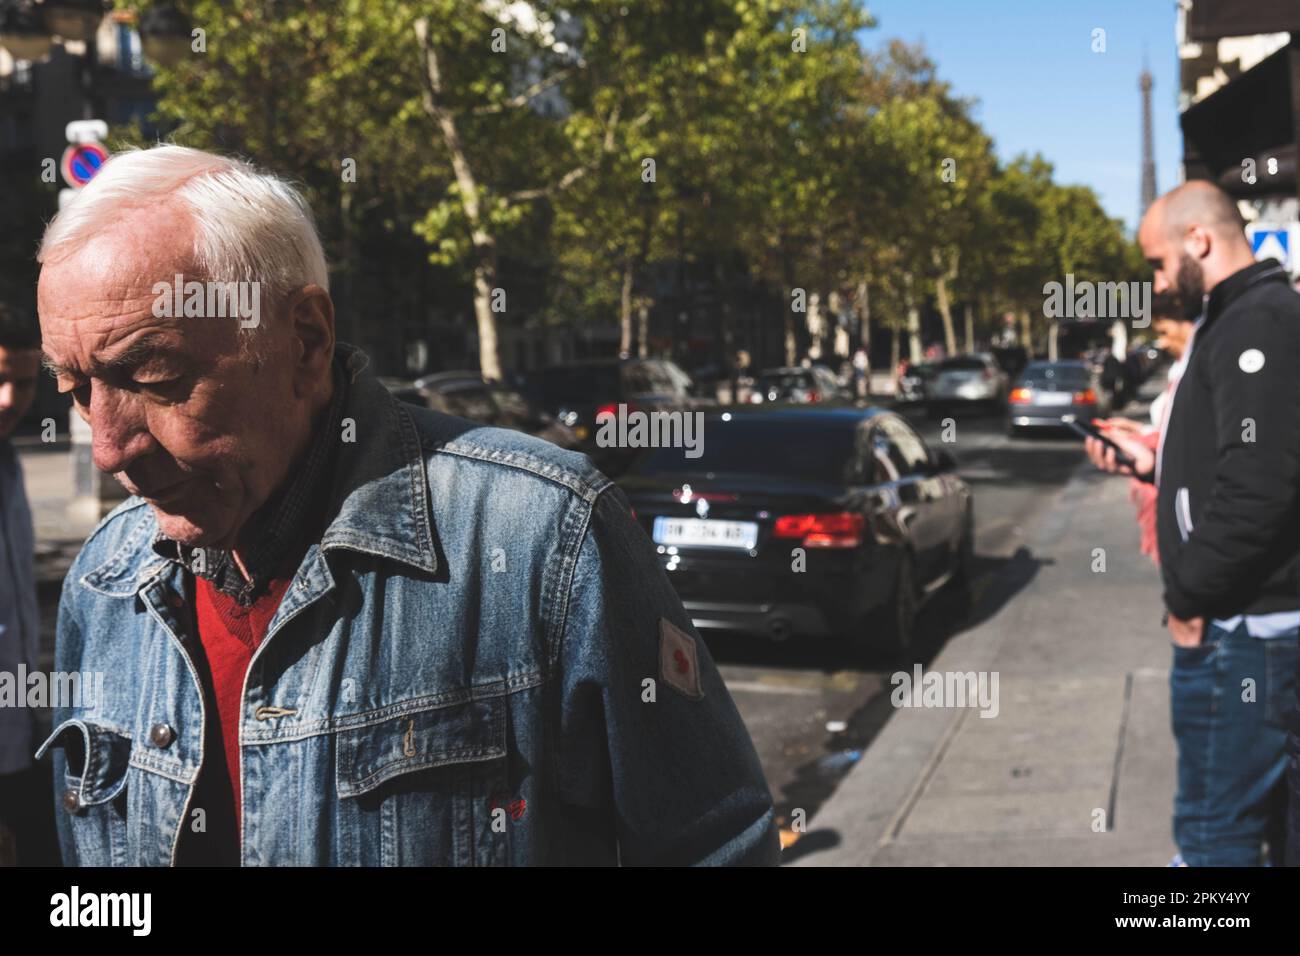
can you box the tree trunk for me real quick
[415,18,502,380]
[964,302,974,353]
[932,248,958,356]
[854,279,871,378]
[903,271,923,363]
[781,245,798,366]
[338,188,356,355]
[890,324,901,391]
[619,257,635,358]
[637,302,650,358]
[1020,309,1033,355]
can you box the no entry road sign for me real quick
[60,142,109,188]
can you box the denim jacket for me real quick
[37,345,779,866]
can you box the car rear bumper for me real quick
[681,600,835,639]
[931,390,1000,403]
[1009,405,1097,427]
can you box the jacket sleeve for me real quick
[1162,301,1300,619]
[555,482,781,866]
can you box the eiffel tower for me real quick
[1139,58,1157,218]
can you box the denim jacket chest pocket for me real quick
[37,719,133,868]
[333,695,510,866]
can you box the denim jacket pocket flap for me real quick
[336,696,507,799]
[35,719,132,806]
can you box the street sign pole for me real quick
[58,122,129,520]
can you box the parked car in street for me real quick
[618,406,974,659]
[518,357,710,475]
[1006,360,1109,436]
[927,353,1008,414]
[381,372,581,450]
[412,371,582,450]
[750,365,850,404]
[896,360,938,405]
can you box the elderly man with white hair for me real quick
[35,144,779,867]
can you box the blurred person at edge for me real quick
[1087,181,1300,867]
[34,145,779,867]
[1088,290,1194,564]
[0,308,59,866]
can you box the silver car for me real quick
[928,354,1008,412]
[1006,360,1110,435]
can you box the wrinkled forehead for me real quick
[38,202,200,308]
[35,204,239,369]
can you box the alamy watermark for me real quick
[595,404,704,458]
[0,667,104,709]
[151,274,260,328]
[1042,274,1150,328]
[890,664,999,718]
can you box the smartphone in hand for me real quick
[1064,415,1137,470]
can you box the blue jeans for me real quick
[1170,620,1297,866]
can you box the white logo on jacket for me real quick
[1238,349,1265,373]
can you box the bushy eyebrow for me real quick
[42,336,169,379]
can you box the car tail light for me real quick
[772,512,866,548]
[1073,388,1097,405]
[1009,387,1032,404]
[596,402,639,421]
[808,390,821,403]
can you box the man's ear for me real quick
[287,284,335,396]
[1183,224,1212,260]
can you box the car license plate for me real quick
[1036,392,1072,406]
[653,517,759,550]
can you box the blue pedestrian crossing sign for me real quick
[1250,225,1291,270]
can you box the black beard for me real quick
[1176,253,1206,320]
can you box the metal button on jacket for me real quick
[61,788,80,814]
[149,723,175,748]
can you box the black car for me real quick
[750,365,849,404]
[519,357,710,475]
[382,372,581,450]
[618,406,974,658]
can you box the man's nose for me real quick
[0,382,12,412]
[87,387,154,474]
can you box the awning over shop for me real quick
[1187,0,1300,42]
[1180,40,1300,197]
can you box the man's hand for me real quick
[1167,613,1204,647]
[1083,418,1155,477]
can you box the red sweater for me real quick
[176,572,294,865]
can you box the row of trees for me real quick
[113,0,1145,378]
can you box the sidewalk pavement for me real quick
[791,454,1177,866]
[17,441,97,592]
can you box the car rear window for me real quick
[1018,365,1090,387]
[938,357,987,371]
[521,366,622,405]
[629,417,856,483]
[757,371,813,391]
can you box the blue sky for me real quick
[859,0,1183,232]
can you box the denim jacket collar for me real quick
[79,341,438,598]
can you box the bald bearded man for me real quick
[1096,180,1300,865]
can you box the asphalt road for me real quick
[706,402,1094,842]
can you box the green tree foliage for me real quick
[107,0,1142,377]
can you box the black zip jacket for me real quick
[1158,257,1300,621]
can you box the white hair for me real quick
[38,144,328,317]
